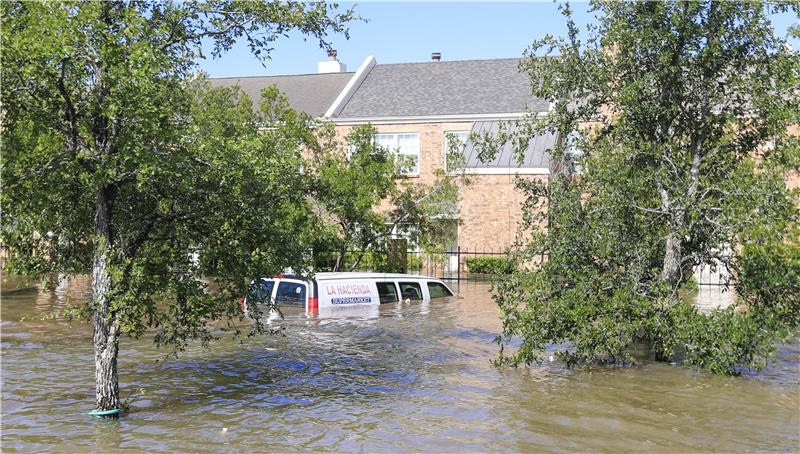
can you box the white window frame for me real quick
[374,132,420,176]
[389,222,420,252]
[443,131,470,173]
[564,130,584,175]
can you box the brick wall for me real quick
[334,122,542,251]
[457,174,547,251]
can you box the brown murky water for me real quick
[2,275,799,452]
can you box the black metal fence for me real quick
[314,247,511,282]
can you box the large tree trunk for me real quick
[658,182,684,290]
[660,229,683,287]
[92,186,121,417]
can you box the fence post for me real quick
[457,246,461,281]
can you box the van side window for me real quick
[399,282,423,300]
[248,279,275,305]
[275,282,306,307]
[427,282,453,298]
[376,282,399,303]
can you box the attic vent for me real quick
[431,52,441,62]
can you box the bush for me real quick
[736,240,800,326]
[313,250,422,273]
[466,256,515,275]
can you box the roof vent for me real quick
[431,52,441,62]
[318,50,347,73]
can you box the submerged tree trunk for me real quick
[92,186,120,417]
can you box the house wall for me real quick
[457,173,547,251]
[334,122,537,251]
[331,119,799,259]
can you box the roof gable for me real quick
[337,58,550,118]
[209,72,354,118]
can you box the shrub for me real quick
[466,256,515,275]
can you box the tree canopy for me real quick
[487,1,800,374]
[1,0,355,415]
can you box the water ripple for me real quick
[1,281,798,452]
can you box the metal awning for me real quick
[462,120,557,169]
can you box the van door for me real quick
[426,280,453,299]
[398,281,424,301]
[376,281,400,304]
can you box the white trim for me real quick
[332,111,548,125]
[324,56,376,118]
[463,167,550,175]
[375,132,420,176]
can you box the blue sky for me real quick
[198,1,799,78]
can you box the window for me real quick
[275,282,306,307]
[427,282,453,298]
[376,282,399,304]
[248,279,275,305]
[375,133,420,175]
[399,282,423,300]
[444,131,469,172]
[389,223,421,253]
[565,131,584,174]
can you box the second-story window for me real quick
[375,133,420,175]
[444,131,469,172]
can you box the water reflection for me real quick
[1,276,798,452]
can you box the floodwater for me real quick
[2,276,799,453]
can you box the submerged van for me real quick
[241,272,454,316]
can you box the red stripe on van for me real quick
[307,297,319,314]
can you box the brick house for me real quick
[212,52,556,256]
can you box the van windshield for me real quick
[248,279,275,305]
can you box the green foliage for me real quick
[736,237,800,331]
[668,304,780,375]
[465,257,515,275]
[313,249,422,273]
[484,1,800,375]
[1,0,354,348]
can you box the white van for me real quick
[241,272,454,316]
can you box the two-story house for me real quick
[212,52,557,254]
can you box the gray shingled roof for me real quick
[209,72,354,117]
[463,121,556,168]
[337,58,550,118]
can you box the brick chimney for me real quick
[318,50,347,73]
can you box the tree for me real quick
[310,124,462,272]
[484,1,800,374]
[1,0,355,417]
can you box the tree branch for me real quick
[56,58,94,173]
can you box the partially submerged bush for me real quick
[466,257,515,275]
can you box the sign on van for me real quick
[319,282,379,307]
